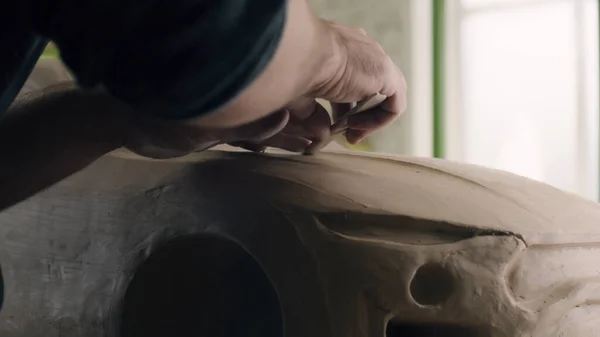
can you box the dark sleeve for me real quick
[30,0,286,120]
[0,3,48,117]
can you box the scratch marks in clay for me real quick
[505,242,600,334]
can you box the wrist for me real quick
[195,0,332,128]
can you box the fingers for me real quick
[261,133,312,152]
[228,100,332,153]
[252,99,334,155]
[304,103,332,154]
[382,83,408,117]
[228,141,268,153]
[343,90,406,144]
[301,101,332,143]
[346,108,395,130]
[379,65,408,110]
[218,109,290,142]
[285,98,332,140]
[299,101,335,154]
[331,102,352,121]
[344,69,407,143]
[345,129,369,145]
[343,110,396,144]
[229,132,312,153]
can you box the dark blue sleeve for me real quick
[32,0,286,120]
[0,2,48,118]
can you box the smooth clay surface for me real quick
[1,148,600,336]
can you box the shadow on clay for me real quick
[316,212,515,245]
[386,320,491,337]
[119,234,283,337]
[385,263,492,337]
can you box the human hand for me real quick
[124,109,295,159]
[227,98,332,154]
[308,20,407,145]
[120,15,410,158]
[234,20,407,154]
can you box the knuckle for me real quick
[311,122,331,141]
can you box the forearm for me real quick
[0,84,130,211]
[22,0,336,128]
[195,0,337,128]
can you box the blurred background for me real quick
[312,0,600,201]
[30,0,600,201]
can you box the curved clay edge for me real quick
[104,147,600,245]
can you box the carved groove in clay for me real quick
[315,212,514,245]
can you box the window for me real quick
[443,0,599,200]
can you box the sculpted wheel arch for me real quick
[0,148,599,336]
[119,234,285,337]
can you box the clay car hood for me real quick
[109,148,600,246]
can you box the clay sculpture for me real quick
[0,147,600,337]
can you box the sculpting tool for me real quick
[304,93,387,154]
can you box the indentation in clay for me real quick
[409,263,455,306]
